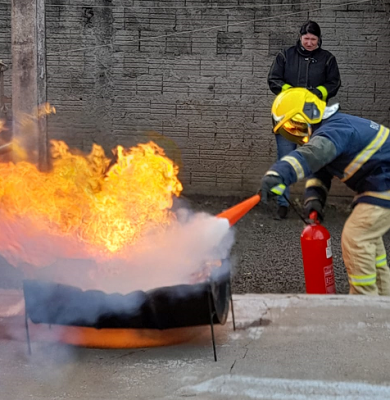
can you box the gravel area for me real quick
[186,195,351,295]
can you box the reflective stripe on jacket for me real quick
[267,112,390,209]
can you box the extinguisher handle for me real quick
[309,211,319,223]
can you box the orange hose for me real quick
[216,194,261,226]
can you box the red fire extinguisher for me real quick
[300,211,336,294]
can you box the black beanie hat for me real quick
[299,20,321,38]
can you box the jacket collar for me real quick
[312,109,340,132]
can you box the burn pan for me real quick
[23,259,235,361]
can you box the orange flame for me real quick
[0,126,183,266]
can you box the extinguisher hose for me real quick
[282,194,309,225]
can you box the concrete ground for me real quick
[2,292,390,400]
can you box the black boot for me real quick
[277,205,289,219]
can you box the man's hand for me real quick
[259,173,286,204]
[303,199,324,222]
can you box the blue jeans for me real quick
[275,134,296,207]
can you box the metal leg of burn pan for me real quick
[207,287,217,362]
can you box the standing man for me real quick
[267,20,341,219]
[260,88,390,295]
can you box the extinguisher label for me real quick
[324,265,333,276]
[324,264,336,293]
[326,239,332,258]
[326,246,332,259]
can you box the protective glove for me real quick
[259,173,286,204]
[303,199,324,223]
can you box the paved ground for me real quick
[2,292,390,400]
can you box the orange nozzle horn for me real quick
[216,194,261,226]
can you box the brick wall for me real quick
[0,0,390,198]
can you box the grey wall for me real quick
[0,0,390,197]
[0,2,11,120]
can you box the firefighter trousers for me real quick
[341,203,390,295]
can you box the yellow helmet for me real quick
[271,88,326,145]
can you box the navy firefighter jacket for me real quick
[267,112,390,208]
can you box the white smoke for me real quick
[93,209,235,293]
[0,207,235,294]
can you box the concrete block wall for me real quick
[0,0,390,198]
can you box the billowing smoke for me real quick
[95,208,235,293]
[2,203,235,346]
[0,205,235,294]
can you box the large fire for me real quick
[0,106,238,349]
[0,107,187,278]
[0,140,182,254]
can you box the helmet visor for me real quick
[273,114,312,145]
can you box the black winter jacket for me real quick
[268,41,341,102]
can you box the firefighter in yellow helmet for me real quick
[260,87,390,295]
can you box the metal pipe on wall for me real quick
[11,0,48,170]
